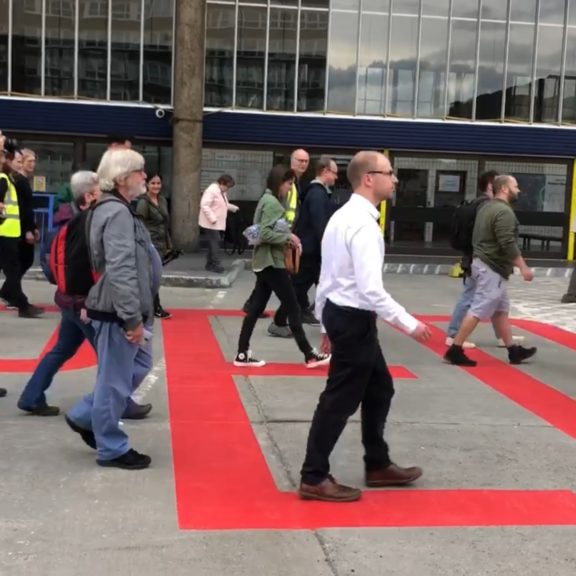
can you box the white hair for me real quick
[97,149,145,192]
[70,171,99,202]
[21,148,35,159]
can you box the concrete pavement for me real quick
[1,273,576,575]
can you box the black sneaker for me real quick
[301,310,320,326]
[0,388,6,398]
[444,344,477,367]
[508,345,537,365]
[154,306,172,320]
[561,294,576,303]
[122,399,153,420]
[233,351,266,368]
[65,415,97,449]
[19,403,60,416]
[18,305,44,319]
[97,449,151,470]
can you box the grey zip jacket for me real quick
[86,191,157,330]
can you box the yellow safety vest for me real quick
[0,173,21,238]
[285,182,298,228]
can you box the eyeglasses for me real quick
[367,170,395,177]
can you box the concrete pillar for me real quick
[171,0,206,251]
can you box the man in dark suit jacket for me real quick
[280,155,338,325]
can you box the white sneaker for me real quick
[445,337,476,350]
[306,350,331,369]
[497,335,525,348]
[234,351,266,367]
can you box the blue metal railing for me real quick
[32,193,55,247]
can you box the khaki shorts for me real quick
[469,258,510,321]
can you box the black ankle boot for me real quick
[444,344,477,367]
[508,345,537,365]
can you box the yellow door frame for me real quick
[379,149,390,234]
[567,159,576,261]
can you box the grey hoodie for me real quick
[86,192,158,330]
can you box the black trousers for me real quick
[238,266,314,358]
[203,228,221,268]
[0,236,29,309]
[274,254,321,325]
[300,300,394,485]
[19,240,35,276]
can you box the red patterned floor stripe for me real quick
[418,317,576,441]
[163,311,576,530]
[0,321,96,373]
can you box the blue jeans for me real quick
[67,321,153,461]
[447,275,499,338]
[18,308,95,409]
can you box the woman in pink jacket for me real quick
[199,174,239,273]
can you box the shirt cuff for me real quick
[398,313,420,335]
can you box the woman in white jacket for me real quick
[198,174,239,273]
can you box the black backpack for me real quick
[450,197,489,253]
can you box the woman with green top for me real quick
[234,165,330,369]
[136,173,172,319]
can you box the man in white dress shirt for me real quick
[299,151,431,502]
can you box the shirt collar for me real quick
[349,192,380,221]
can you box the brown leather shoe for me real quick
[365,464,423,487]
[299,477,361,502]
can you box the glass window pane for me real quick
[24,140,74,193]
[78,0,109,100]
[511,0,538,22]
[12,0,42,94]
[301,0,329,7]
[205,3,235,107]
[453,0,479,19]
[45,1,75,96]
[540,0,566,25]
[298,10,328,111]
[570,0,576,25]
[389,15,418,116]
[562,28,576,123]
[327,11,358,114]
[333,0,360,9]
[363,0,390,13]
[476,21,506,120]
[447,20,476,119]
[267,8,297,111]
[110,0,141,101]
[482,0,507,21]
[357,13,388,115]
[417,18,448,118]
[271,0,298,6]
[143,0,173,104]
[236,6,266,109]
[0,0,9,91]
[505,23,536,121]
[423,0,450,17]
[534,25,563,123]
[392,0,419,15]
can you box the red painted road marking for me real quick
[0,318,96,373]
[419,317,576,441]
[163,311,576,530]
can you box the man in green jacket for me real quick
[445,175,537,367]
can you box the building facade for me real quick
[1,0,576,257]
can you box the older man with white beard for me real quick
[66,149,161,470]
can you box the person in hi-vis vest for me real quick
[242,149,310,328]
[0,140,44,318]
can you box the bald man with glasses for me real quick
[299,151,431,502]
